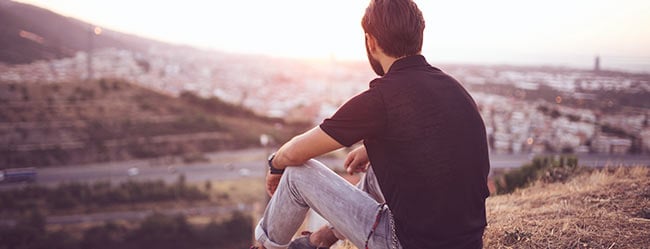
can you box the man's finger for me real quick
[344,154,354,169]
[267,184,276,197]
[346,157,360,174]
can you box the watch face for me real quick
[268,153,275,161]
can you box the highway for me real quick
[2,149,650,189]
[1,149,649,226]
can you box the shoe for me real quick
[288,231,329,249]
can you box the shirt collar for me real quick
[385,54,430,74]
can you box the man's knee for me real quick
[281,159,332,189]
[284,159,326,175]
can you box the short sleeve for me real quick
[319,88,386,147]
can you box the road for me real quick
[2,149,650,189]
[1,149,649,226]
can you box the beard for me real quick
[365,38,385,76]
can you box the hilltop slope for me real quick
[484,167,650,248]
[0,79,308,168]
[0,0,164,64]
[336,167,649,249]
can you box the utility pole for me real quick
[87,25,102,81]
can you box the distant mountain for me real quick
[0,79,308,168]
[0,0,161,64]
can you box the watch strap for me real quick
[268,153,285,175]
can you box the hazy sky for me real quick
[15,0,650,70]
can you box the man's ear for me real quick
[365,33,378,52]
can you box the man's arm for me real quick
[265,126,343,196]
[271,126,343,170]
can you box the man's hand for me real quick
[266,171,282,196]
[344,145,370,175]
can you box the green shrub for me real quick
[125,213,196,249]
[80,222,127,249]
[0,212,253,249]
[0,209,48,249]
[1,179,209,212]
[495,155,579,194]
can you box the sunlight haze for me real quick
[15,0,650,70]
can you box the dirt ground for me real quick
[484,166,650,248]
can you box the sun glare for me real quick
[13,0,650,64]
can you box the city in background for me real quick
[4,40,650,159]
[1,0,649,248]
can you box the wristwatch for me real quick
[267,153,285,175]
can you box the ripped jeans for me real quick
[255,159,402,249]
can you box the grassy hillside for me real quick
[484,166,650,248]
[0,79,309,168]
[335,167,649,249]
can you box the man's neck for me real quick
[379,55,405,75]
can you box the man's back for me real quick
[370,55,489,248]
[322,55,490,248]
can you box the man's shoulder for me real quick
[371,66,457,92]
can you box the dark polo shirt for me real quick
[320,55,490,249]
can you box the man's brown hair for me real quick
[361,0,425,58]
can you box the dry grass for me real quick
[335,167,650,249]
[484,166,650,248]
